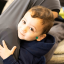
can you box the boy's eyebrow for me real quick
[23,17,27,21]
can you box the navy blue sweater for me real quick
[3,34,55,64]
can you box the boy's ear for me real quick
[36,34,46,41]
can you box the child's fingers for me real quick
[2,40,7,48]
[11,46,17,54]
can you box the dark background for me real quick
[0,0,7,14]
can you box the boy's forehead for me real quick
[24,11,31,16]
[24,11,44,25]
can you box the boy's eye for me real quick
[23,20,26,24]
[30,28,33,31]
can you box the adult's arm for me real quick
[41,0,61,19]
[52,9,60,19]
[3,49,33,64]
[0,0,30,64]
[27,0,61,19]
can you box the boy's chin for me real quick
[18,35,23,40]
[18,35,36,41]
[24,38,36,41]
[19,37,36,41]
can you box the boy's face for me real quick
[18,11,44,41]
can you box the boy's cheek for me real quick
[18,24,22,30]
[18,23,20,27]
[18,21,22,27]
[26,34,36,39]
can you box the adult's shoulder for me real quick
[41,0,61,10]
[27,0,61,11]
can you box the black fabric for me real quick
[52,9,60,14]
[55,16,64,22]
[0,0,7,14]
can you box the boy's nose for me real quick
[21,26,27,33]
[23,29,27,33]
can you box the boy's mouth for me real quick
[19,28,25,36]
[20,31,25,36]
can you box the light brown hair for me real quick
[28,5,54,34]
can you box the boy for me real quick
[0,6,55,64]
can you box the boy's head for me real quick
[18,6,54,41]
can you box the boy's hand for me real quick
[0,40,16,60]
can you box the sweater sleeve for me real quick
[3,48,33,64]
[3,55,18,64]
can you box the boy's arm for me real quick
[0,40,16,60]
[0,40,33,64]
[0,40,23,64]
[3,55,21,64]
